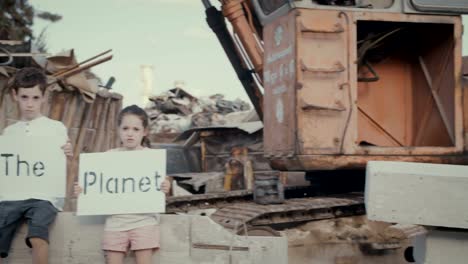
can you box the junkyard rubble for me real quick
[145,87,257,134]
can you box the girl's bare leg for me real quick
[134,249,153,264]
[105,250,125,264]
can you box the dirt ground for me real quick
[280,216,419,264]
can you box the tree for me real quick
[0,1,101,83]
[0,0,34,41]
[0,0,62,41]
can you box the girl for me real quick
[75,104,170,264]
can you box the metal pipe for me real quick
[0,47,13,66]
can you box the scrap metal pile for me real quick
[0,42,113,104]
[145,88,253,134]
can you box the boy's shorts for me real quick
[0,199,58,258]
[102,225,160,252]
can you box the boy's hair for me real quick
[117,104,151,147]
[12,67,47,94]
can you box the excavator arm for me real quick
[202,0,264,120]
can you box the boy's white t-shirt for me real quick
[0,116,68,210]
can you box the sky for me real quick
[31,0,244,107]
[31,1,468,107]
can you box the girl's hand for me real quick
[74,182,83,197]
[161,178,171,195]
[61,140,73,157]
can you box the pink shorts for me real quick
[102,225,160,252]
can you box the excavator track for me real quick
[167,191,365,232]
[166,189,253,213]
[211,193,365,231]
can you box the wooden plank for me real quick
[52,49,112,77]
[0,40,23,45]
[4,90,18,121]
[464,77,468,151]
[74,104,93,157]
[113,98,123,148]
[48,92,67,121]
[365,161,468,229]
[53,55,113,80]
[93,97,111,152]
[103,98,119,150]
[41,89,53,117]
[89,96,104,129]
[0,80,7,131]
[0,52,50,57]
[60,92,77,128]
[463,56,468,76]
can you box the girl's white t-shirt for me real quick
[104,147,160,231]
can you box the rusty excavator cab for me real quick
[205,0,468,171]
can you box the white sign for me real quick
[77,149,166,216]
[0,136,66,201]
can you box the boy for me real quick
[0,67,72,264]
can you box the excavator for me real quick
[165,0,468,262]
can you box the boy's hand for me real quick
[62,140,73,157]
[73,182,83,197]
[161,178,171,195]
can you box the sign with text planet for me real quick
[77,149,166,216]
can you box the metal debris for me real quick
[145,88,252,134]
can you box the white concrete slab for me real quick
[365,161,468,229]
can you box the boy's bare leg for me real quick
[30,238,48,264]
[134,249,153,264]
[105,251,125,264]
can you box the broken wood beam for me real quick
[52,49,112,77]
[54,55,113,80]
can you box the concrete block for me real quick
[365,161,468,229]
[6,213,287,264]
[189,216,287,263]
[413,228,468,264]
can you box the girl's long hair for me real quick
[117,105,151,148]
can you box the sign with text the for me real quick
[77,149,166,216]
[0,135,66,201]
